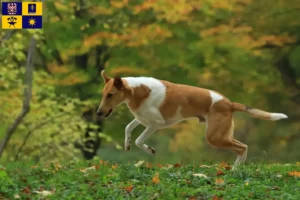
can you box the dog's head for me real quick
[97,70,127,117]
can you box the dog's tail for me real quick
[231,102,288,121]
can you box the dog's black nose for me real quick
[97,111,104,116]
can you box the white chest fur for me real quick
[124,77,167,127]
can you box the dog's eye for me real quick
[107,93,113,98]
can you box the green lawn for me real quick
[1,160,300,199]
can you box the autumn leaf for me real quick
[33,190,54,197]
[199,164,212,168]
[193,173,208,178]
[163,164,173,169]
[216,170,225,176]
[80,166,96,173]
[111,164,118,170]
[124,185,134,193]
[218,161,231,170]
[157,163,163,168]
[53,162,61,171]
[174,163,182,168]
[134,160,145,167]
[21,186,31,194]
[288,171,300,177]
[99,160,105,165]
[146,162,153,169]
[276,174,283,178]
[152,172,160,184]
[212,195,224,200]
[215,178,225,186]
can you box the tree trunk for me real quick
[0,37,36,158]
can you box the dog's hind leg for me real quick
[135,126,157,155]
[205,106,248,167]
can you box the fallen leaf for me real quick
[146,162,153,169]
[212,195,224,200]
[218,161,231,170]
[134,160,145,167]
[124,185,134,193]
[111,164,118,169]
[193,173,208,178]
[288,171,300,177]
[188,196,197,200]
[99,160,108,166]
[14,194,20,199]
[163,164,173,169]
[215,178,225,186]
[275,174,283,178]
[80,166,96,173]
[21,186,31,194]
[199,164,212,168]
[216,170,225,176]
[33,190,53,196]
[54,162,61,171]
[152,172,160,184]
[157,163,163,168]
[174,163,181,168]
[88,181,95,187]
[272,186,281,191]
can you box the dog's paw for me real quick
[125,137,131,151]
[147,146,156,155]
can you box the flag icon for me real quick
[2,16,22,29]
[1,2,43,29]
[22,16,42,29]
[2,2,22,15]
[22,2,42,15]
[28,4,36,14]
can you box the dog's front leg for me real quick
[135,126,157,155]
[125,119,140,151]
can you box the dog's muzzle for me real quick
[97,109,113,117]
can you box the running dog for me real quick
[97,70,287,166]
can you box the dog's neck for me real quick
[123,83,151,111]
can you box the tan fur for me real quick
[124,80,151,111]
[159,80,213,120]
[232,102,272,120]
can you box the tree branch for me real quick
[0,37,36,158]
[14,113,65,161]
[0,30,17,46]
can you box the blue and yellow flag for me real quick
[1,1,43,29]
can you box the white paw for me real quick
[125,137,131,151]
[146,146,156,155]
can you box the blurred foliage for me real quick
[0,0,300,164]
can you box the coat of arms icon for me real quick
[7,3,17,15]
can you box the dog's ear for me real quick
[101,70,111,83]
[113,75,124,90]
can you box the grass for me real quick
[1,160,300,200]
